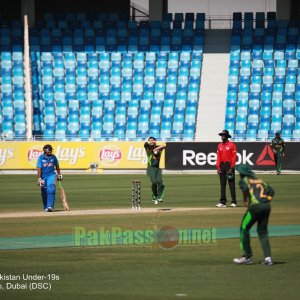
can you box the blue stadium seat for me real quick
[257,129,269,140]
[235,130,246,140]
[292,129,300,141]
[260,119,271,129]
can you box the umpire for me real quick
[216,130,237,208]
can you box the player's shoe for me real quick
[152,199,158,205]
[157,198,163,203]
[216,203,226,208]
[233,256,253,265]
[261,257,273,266]
[46,207,53,212]
[277,172,280,175]
[230,203,237,207]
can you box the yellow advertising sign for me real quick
[0,142,165,170]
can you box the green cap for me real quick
[235,164,255,177]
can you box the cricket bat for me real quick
[58,181,70,211]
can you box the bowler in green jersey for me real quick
[233,164,275,266]
[144,137,166,205]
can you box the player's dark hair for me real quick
[148,136,156,141]
[43,144,53,152]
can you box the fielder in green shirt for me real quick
[233,164,275,266]
[144,137,166,205]
[270,132,286,175]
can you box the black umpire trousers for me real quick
[219,162,236,204]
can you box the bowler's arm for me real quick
[242,191,249,207]
[156,144,166,151]
[144,142,152,155]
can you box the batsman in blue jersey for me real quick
[36,144,62,212]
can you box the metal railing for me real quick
[2,134,294,143]
[130,1,149,21]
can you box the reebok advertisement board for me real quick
[166,142,300,170]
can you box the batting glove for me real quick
[37,178,45,187]
[57,174,63,181]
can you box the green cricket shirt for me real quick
[239,177,275,204]
[270,137,285,153]
[144,142,163,167]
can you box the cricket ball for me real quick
[157,226,179,249]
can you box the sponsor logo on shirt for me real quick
[43,162,54,167]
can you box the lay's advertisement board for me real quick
[0,142,165,170]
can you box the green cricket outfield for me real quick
[0,174,299,300]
